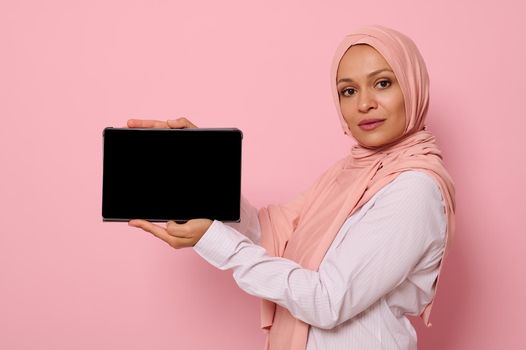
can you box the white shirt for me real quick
[193,171,447,349]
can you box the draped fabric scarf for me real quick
[258,25,456,350]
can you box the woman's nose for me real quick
[357,89,378,112]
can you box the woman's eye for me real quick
[341,87,356,97]
[376,79,391,89]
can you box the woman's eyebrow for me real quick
[337,68,394,84]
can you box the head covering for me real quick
[258,25,455,350]
[331,25,430,137]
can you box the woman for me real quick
[128,25,455,350]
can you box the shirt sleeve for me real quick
[193,172,447,329]
[224,195,261,244]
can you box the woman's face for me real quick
[336,44,406,148]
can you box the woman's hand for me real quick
[128,219,213,249]
[126,117,208,249]
[127,117,198,129]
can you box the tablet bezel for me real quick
[102,127,242,223]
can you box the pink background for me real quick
[1,0,524,349]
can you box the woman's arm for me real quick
[193,172,447,329]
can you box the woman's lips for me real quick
[358,119,386,131]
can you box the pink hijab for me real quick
[258,25,455,350]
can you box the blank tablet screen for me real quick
[102,127,242,222]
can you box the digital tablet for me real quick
[102,127,242,222]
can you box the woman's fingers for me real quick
[128,219,191,248]
[166,220,193,238]
[127,118,197,129]
[127,119,170,128]
[129,219,169,239]
[129,218,211,249]
[167,117,197,129]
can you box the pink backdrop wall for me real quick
[1,0,524,349]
